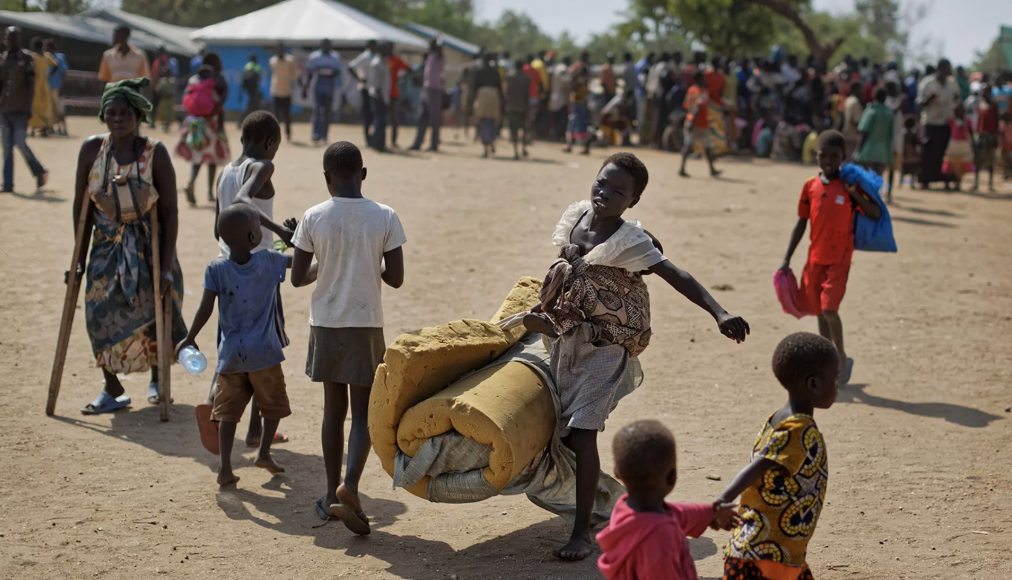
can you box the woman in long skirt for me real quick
[472,57,503,158]
[75,79,187,413]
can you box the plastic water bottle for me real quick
[178,345,207,374]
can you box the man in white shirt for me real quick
[366,42,391,152]
[917,59,958,188]
[348,40,377,144]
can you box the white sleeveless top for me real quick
[216,157,275,257]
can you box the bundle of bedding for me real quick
[369,277,625,520]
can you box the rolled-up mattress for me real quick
[369,277,546,499]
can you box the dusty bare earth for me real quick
[1,117,1010,580]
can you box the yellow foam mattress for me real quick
[369,277,551,499]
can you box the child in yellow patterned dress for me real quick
[716,332,839,580]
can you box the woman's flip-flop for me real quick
[81,391,131,415]
[194,403,219,455]
[147,382,173,405]
[329,502,371,535]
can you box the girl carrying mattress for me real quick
[521,152,751,560]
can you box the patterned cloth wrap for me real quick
[539,244,652,357]
[85,135,186,373]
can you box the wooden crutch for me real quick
[46,196,94,416]
[149,206,172,422]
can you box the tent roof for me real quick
[191,0,427,52]
[403,22,480,57]
[0,10,197,56]
[82,7,200,56]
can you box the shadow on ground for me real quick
[838,383,1003,428]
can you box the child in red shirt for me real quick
[597,420,737,580]
[679,70,721,178]
[780,130,881,384]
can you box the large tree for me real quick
[743,0,843,62]
[671,0,777,57]
[470,10,553,58]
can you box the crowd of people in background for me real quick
[445,48,1012,193]
[3,21,1012,196]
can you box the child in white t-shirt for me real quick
[291,141,406,536]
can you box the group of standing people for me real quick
[0,26,51,192]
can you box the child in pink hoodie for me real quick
[597,420,738,580]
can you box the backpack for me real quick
[183,77,217,117]
[840,163,898,253]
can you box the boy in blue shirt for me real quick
[177,204,314,487]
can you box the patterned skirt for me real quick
[85,210,187,374]
[175,115,231,166]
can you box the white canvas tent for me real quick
[191,0,427,52]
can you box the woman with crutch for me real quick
[72,79,187,414]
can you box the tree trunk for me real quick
[746,0,844,62]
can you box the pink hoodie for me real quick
[597,494,714,580]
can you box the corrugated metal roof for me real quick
[0,10,197,56]
[82,7,200,55]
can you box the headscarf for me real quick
[99,78,153,124]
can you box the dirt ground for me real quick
[1,117,1010,580]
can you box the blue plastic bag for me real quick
[840,163,897,253]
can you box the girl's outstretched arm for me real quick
[648,260,750,342]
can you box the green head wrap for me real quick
[99,78,153,124]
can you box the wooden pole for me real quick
[149,207,172,422]
[46,196,93,416]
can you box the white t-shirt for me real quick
[216,158,274,258]
[918,74,958,126]
[291,196,406,328]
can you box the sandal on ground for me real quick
[245,431,289,448]
[195,403,219,455]
[840,357,855,386]
[329,502,371,535]
[315,497,339,521]
[147,382,173,405]
[81,391,131,415]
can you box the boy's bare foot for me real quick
[335,484,362,514]
[254,455,285,474]
[217,472,240,488]
[556,531,595,561]
[332,484,370,535]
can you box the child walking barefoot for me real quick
[291,142,406,535]
[597,420,738,579]
[524,152,750,560]
[177,205,304,487]
[195,111,297,454]
[717,332,839,579]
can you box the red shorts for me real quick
[800,261,850,314]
